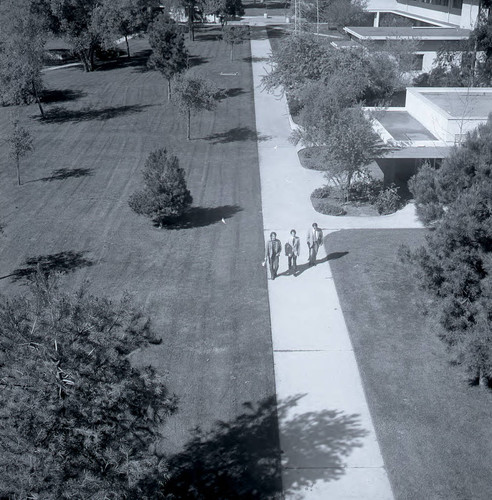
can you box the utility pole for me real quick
[316,0,319,34]
[294,0,298,34]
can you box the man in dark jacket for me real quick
[265,232,282,280]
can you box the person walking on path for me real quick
[307,222,323,266]
[265,232,282,280]
[285,229,301,274]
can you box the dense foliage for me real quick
[129,148,193,223]
[148,13,189,99]
[0,273,177,498]
[222,25,249,60]
[0,0,47,115]
[301,0,368,27]
[405,117,492,386]
[171,73,219,140]
[7,118,34,186]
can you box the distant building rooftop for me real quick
[423,90,492,118]
[375,110,437,141]
[344,26,470,40]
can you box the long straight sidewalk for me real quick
[250,26,396,499]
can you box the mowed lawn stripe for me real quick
[0,32,278,469]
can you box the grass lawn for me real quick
[0,28,280,494]
[326,229,492,500]
[243,1,290,17]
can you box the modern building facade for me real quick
[367,87,492,187]
[365,0,482,29]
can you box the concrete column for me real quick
[374,11,381,27]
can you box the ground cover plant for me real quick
[327,229,492,500]
[0,28,279,496]
[299,148,402,216]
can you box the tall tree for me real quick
[49,0,103,71]
[405,116,492,386]
[0,272,177,498]
[301,108,387,200]
[129,148,193,225]
[7,118,34,186]
[96,0,159,58]
[302,0,367,27]
[148,14,189,100]
[222,25,249,61]
[224,0,244,18]
[171,73,219,140]
[0,0,47,117]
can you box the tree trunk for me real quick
[125,35,130,58]
[89,46,95,71]
[167,79,171,101]
[32,81,44,119]
[16,155,21,186]
[187,109,191,140]
[478,367,488,387]
[79,51,91,72]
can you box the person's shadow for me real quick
[277,252,349,278]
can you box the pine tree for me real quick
[404,117,492,386]
[0,272,177,498]
[129,148,193,225]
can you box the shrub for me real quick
[129,149,192,225]
[349,177,383,203]
[372,184,401,214]
[408,163,445,225]
[311,185,331,199]
[313,199,347,216]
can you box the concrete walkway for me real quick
[250,25,400,499]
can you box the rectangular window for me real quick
[412,54,424,71]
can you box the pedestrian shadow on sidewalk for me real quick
[160,395,367,498]
[277,252,349,279]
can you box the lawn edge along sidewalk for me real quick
[249,23,395,500]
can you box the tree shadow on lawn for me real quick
[243,55,269,63]
[94,49,153,73]
[204,126,271,144]
[160,395,368,498]
[217,87,247,101]
[159,205,243,230]
[39,104,152,124]
[24,168,94,184]
[1,251,94,283]
[41,89,87,104]
[187,54,209,68]
[277,252,349,279]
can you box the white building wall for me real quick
[406,89,451,141]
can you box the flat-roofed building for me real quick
[367,87,492,188]
[365,0,482,29]
[344,25,471,72]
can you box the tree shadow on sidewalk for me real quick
[1,251,94,283]
[160,395,368,498]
